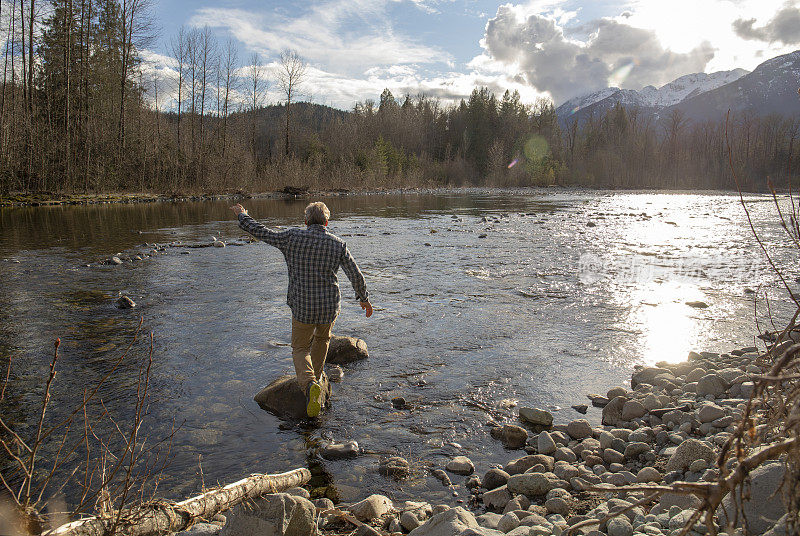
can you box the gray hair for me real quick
[304,202,330,225]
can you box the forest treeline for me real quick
[0,0,798,196]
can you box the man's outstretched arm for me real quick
[340,245,373,318]
[231,204,290,250]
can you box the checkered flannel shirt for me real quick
[238,213,369,324]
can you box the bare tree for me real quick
[246,52,265,167]
[169,26,188,151]
[277,49,306,157]
[220,37,237,159]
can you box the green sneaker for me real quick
[306,382,322,418]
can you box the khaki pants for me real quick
[291,317,336,393]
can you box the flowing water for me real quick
[1,189,798,506]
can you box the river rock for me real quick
[507,472,562,497]
[379,456,410,478]
[606,517,634,536]
[601,396,628,426]
[253,374,330,420]
[720,460,786,534]
[446,456,474,475]
[400,503,433,532]
[496,512,520,533]
[431,469,452,486]
[544,496,570,516]
[327,365,344,382]
[110,256,123,265]
[621,400,647,420]
[537,432,557,454]
[554,447,577,463]
[483,485,512,510]
[408,506,478,536]
[476,512,502,530]
[505,455,554,475]
[631,367,671,388]
[665,438,715,472]
[571,404,588,414]
[321,440,359,460]
[116,295,136,309]
[636,467,662,483]
[483,468,510,490]
[566,419,592,440]
[696,373,727,397]
[519,407,553,427]
[326,336,369,364]
[623,442,651,459]
[697,403,725,423]
[219,493,316,536]
[602,448,624,465]
[502,424,528,449]
[349,494,394,521]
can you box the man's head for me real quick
[305,202,330,226]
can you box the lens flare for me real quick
[609,61,635,87]
[524,136,549,160]
[507,159,518,169]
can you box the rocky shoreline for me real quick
[178,342,791,536]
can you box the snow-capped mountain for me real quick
[556,68,749,121]
[672,50,800,121]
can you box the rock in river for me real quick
[519,407,553,427]
[379,456,410,478]
[326,336,369,364]
[116,295,136,309]
[321,440,359,460]
[446,456,475,475]
[253,374,330,420]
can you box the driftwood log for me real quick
[46,467,311,536]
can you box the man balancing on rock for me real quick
[231,201,373,418]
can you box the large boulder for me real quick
[720,460,787,534]
[326,336,368,364]
[506,472,563,497]
[253,374,330,419]
[665,438,715,472]
[519,407,553,427]
[408,507,478,536]
[602,396,629,426]
[696,373,727,397]
[631,367,671,388]
[349,494,394,521]
[220,493,316,536]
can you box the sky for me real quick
[142,0,800,110]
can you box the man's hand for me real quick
[230,203,248,217]
[361,301,373,318]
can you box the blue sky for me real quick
[143,0,800,110]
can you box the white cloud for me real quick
[477,0,800,103]
[187,1,449,77]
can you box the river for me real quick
[0,188,797,507]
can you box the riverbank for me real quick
[1,185,787,208]
[0,186,455,207]
[184,339,790,536]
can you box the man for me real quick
[231,201,372,418]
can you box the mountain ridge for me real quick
[556,50,800,123]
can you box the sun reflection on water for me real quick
[626,280,709,365]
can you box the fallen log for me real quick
[46,467,311,536]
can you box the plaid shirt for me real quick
[238,213,369,324]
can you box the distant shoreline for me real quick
[0,185,785,208]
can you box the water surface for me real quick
[1,189,797,505]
